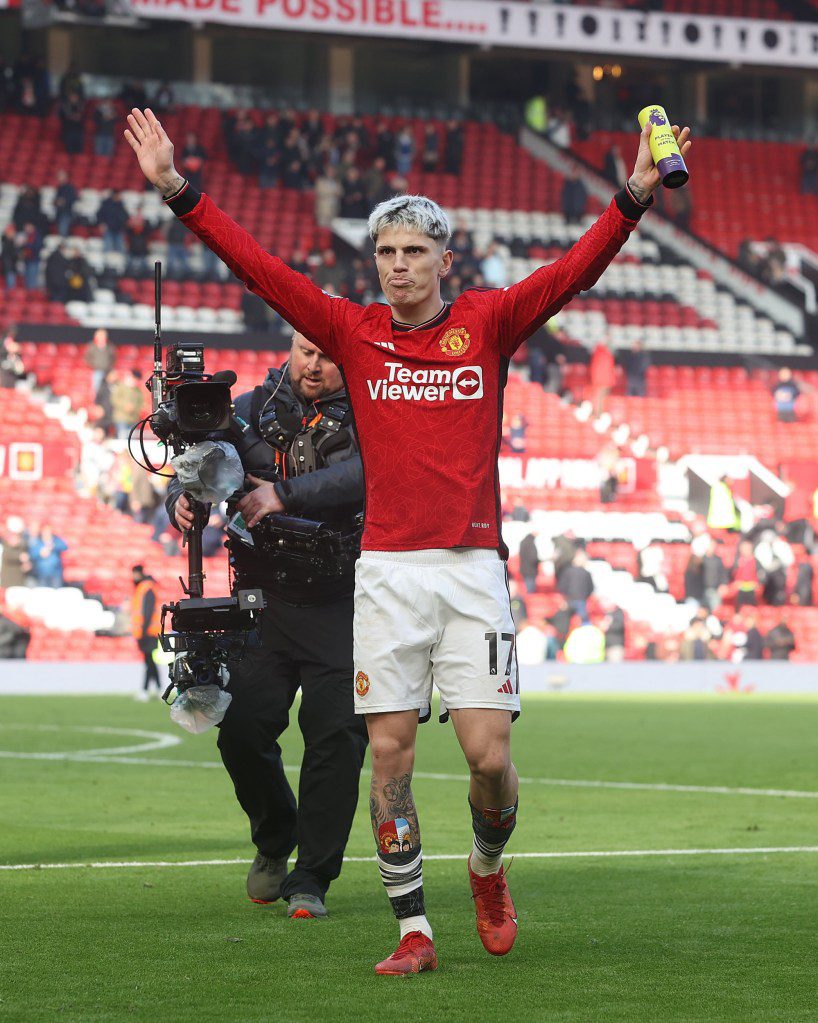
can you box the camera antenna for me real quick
[151,260,163,413]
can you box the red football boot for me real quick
[468,856,518,956]
[374,931,438,976]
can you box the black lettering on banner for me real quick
[791,28,798,55]
[555,11,565,35]
[763,28,779,49]
[580,14,597,36]
[528,9,537,36]
[636,17,647,42]
[660,20,670,45]
[713,24,722,47]
[485,631,516,677]
[738,27,748,48]
[612,17,620,42]
[499,6,509,33]
[812,32,818,53]
[684,21,700,43]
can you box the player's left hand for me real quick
[629,122,693,200]
[236,474,285,528]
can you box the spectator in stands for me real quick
[79,424,116,498]
[28,525,68,588]
[600,600,626,662]
[552,529,578,588]
[92,99,117,158]
[53,169,77,237]
[701,537,728,611]
[129,466,160,525]
[362,157,392,208]
[65,247,94,302]
[598,441,622,505]
[508,578,527,629]
[373,120,395,171]
[765,618,796,661]
[480,243,507,288]
[0,517,32,587]
[1,225,18,289]
[421,125,440,173]
[124,206,155,276]
[0,331,25,388]
[636,541,669,593]
[742,612,765,661]
[590,341,616,416]
[508,413,527,454]
[793,559,814,607]
[561,170,588,226]
[558,549,594,625]
[799,143,818,195]
[603,144,627,186]
[340,167,368,218]
[58,86,86,155]
[242,290,272,333]
[12,186,47,235]
[111,369,144,440]
[707,475,740,532]
[165,216,190,277]
[180,133,207,191]
[663,185,692,232]
[563,621,605,664]
[202,508,226,558]
[547,600,573,653]
[771,367,799,423]
[19,222,42,290]
[119,81,146,110]
[394,126,415,176]
[84,328,115,398]
[0,610,30,660]
[680,618,715,661]
[131,564,162,699]
[755,526,794,606]
[152,81,174,114]
[545,108,572,149]
[622,341,650,397]
[732,539,760,609]
[44,244,70,303]
[258,137,280,190]
[444,120,463,175]
[518,529,540,594]
[314,165,342,227]
[97,190,129,255]
[516,618,548,666]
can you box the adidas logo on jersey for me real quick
[497,679,514,694]
[367,361,484,402]
[374,340,396,351]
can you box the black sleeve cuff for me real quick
[164,181,202,218]
[274,480,293,511]
[615,184,654,221]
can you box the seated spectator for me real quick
[28,526,68,587]
[732,539,760,609]
[558,550,594,624]
[97,190,129,255]
[771,367,799,423]
[180,132,207,191]
[53,169,77,236]
[124,207,154,276]
[0,516,32,587]
[765,618,796,660]
[65,247,94,302]
[93,99,117,158]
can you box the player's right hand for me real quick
[174,493,195,531]
[124,107,179,194]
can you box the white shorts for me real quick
[352,548,520,719]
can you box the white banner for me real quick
[127,0,818,69]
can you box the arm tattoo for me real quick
[369,772,421,846]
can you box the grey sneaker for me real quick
[287,893,328,919]
[246,853,288,904]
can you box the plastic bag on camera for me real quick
[170,684,233,734]
[171,441,244,504]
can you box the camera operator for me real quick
[166,331,366,920]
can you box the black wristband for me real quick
[615,184,653,221]
[164,181,201,217]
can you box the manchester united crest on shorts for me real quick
[355,670,370,697]
[439,327,470,357]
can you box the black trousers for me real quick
[137,637,161,691]
[217,591,367,901]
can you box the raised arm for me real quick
[123,108,363,361]
[493,122,692,357]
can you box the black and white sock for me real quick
[376,846,432,940]
[469,797,518,876]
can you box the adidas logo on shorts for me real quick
[497,679,514,694]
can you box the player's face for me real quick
[289,333,343,401]
[374,226,453,312]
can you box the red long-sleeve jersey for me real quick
[167,183,649,554]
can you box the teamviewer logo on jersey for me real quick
[452,366,483,401]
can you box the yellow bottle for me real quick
[637,105,689,189]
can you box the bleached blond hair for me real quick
[367,194,451,246]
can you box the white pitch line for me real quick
[2,749,816,801]
[3,847,818,872]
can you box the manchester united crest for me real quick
[439,327,471,357]
[355,671,370,697]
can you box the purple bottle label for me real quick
[657,153,688,186]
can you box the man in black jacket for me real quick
[166,332,366,921]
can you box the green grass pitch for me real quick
[1,693,816,1022]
